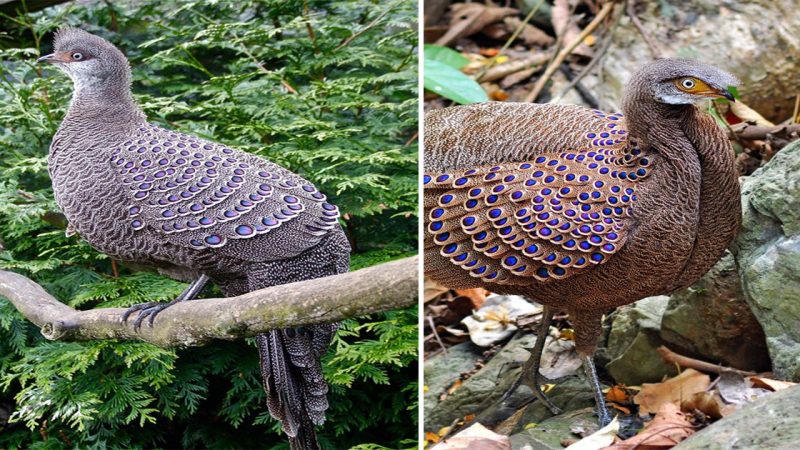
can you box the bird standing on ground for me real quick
[423,59,741,425]
[40,28,349,449]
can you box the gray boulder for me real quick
[673,385,800,449]
[604,296,677,385]
[660,252,770,372]
[733,141,800,381]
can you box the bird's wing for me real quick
[424,112,650,284]
[110,124,340,261]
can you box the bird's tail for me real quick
[256,323,338,450]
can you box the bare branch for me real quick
[0,256,418,347]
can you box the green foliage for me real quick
[423,44,487,104]
[0,0,418,448]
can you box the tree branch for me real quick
[0,256,418,347]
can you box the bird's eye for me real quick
[681,78,695,89]
[72,52,84,61]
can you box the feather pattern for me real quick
[112,123,340,252]
[424,111,652,284]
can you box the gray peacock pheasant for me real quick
[39,28,349,449]
[424,59,741,425]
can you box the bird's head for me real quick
[37,28,131,94]
[628,58,739,105]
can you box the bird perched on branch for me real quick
[423,59,740,425]
[40,28,349,449]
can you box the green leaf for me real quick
[424,59,488,105]
[423,44,469,69]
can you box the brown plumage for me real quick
[423,59,741,424]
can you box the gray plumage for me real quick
[42,28,349,449]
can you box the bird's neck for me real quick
[622,91,692,156]
[64,78,146,128]
[670,106,741,289]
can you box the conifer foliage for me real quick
[0,0,418,448]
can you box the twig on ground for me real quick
[558,63,599,108]
[657,346,757,377]
[427,315,448,356]
[0,256,418,347]
[551,3,622,103]
[478,52,552,82]
[475,0,547,81]
[727,123,800,141]
[626,0,662,58]
[524,1,615,103]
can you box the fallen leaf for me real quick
[431,423,511,450]
[425,278,450,303]
[425,431,441,444]
[609,403,631,415]
[607,403,694,449]
[564,416,619,449]
[717,371,771,405]
[447,379,463,395]
[502,17,554,47]
[680,391,724,419]
[559,328,575,340]
[749,376,797,392]
[633,369,710,416]
[435,3,518,47]
[454,288,489,308]
[730,101,774,127]
[606,385,630,403]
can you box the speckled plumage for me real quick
[44,28,349,449]
[424,59,741,422]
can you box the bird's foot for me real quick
[597,406,613,428]
[121,275,210,331]
[501,371,563,415]
[121,299,180,330]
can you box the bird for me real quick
[423,58,741,426]
[39,28,350,449]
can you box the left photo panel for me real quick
[0,1,419,449]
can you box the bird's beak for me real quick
[36,52,70,64]
[720,89,735,102]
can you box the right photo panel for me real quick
[422,1,800,448]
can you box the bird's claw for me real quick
[122,301,175,330]
[503,371,562,415]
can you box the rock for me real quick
[673,385,800,449]
[426,333,540,430]
[604,296,677,385]
[427,331,581,431]
[508,376,597,435]
[660,252,770,372]
[572,0,800,122]
[733,141,800,381]
[509,407,598,450]
[424,341,484,420]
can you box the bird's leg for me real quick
[580,352,612,427]
[501,305,562,415]
[122,274,210,330]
